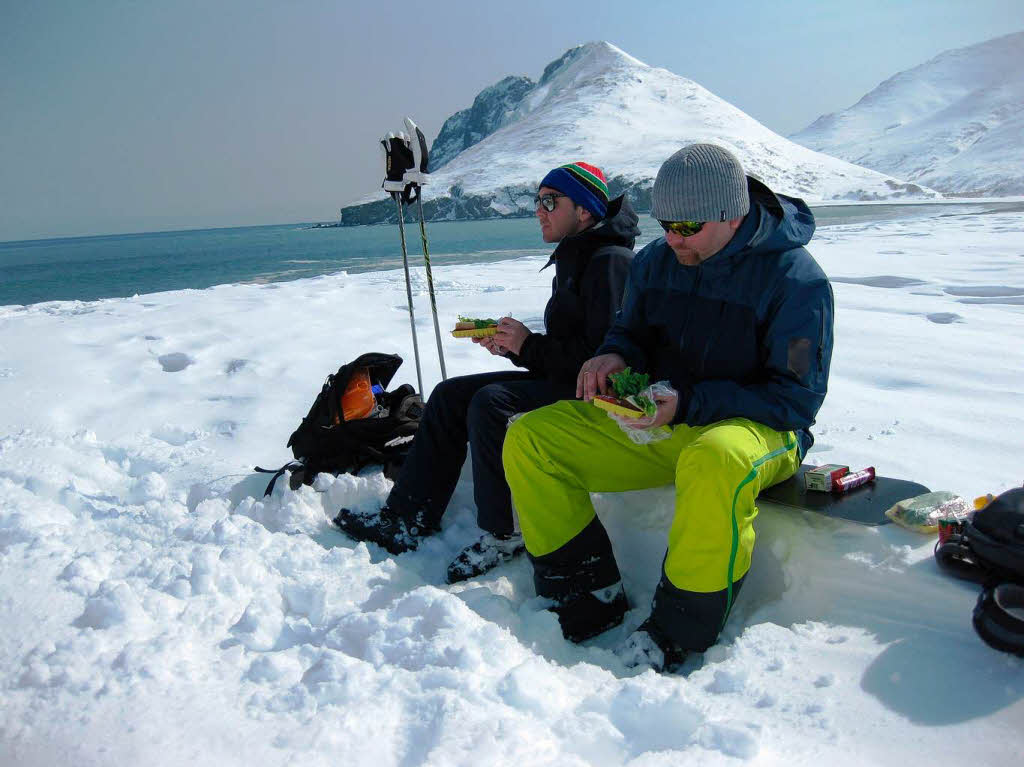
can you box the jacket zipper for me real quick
[677,263,703,362]
[817,285,832,366]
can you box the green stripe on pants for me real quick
[503,400,799,594]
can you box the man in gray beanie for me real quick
[502,143,835,672]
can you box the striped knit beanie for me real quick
[539,162,610,220]
[651,144,750,223]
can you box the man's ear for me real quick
[577,207,594,227]
[728,216,743,231]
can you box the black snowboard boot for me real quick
[615,618,688,673]
[529,516,627,642]
[551,581,629,642]
[332,505,439,554]
[446,532,526,583]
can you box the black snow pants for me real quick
[386,370,575,535]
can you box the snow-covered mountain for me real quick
[791,31,1024,197]
[341,42,935,225]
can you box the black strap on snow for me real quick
[973,583,1024,657]
[255,461,305,497]
[936,535,1024,655]
[934,487,1024,656]
[934,533,991,584]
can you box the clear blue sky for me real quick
[1,0,1020,240]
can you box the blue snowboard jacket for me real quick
[597,178,834,457]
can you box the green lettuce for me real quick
[457,315,498,328]
[608,367,656,417]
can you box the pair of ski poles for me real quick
[382,118,446,396]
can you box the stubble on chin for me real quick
[671,246,700,266]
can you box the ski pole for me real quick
[392,193,424,395]
[401,116,447,381]
[414,193,447,380]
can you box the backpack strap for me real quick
[254,460,306,497]
[973,583,1024,657]
[934,533,990,584]
[325,375,342,427]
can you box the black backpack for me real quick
[255,352,423,495]
[935,487,1024,655]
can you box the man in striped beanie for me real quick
[334,158,640,585]
[538,161,610,222]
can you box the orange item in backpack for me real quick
[340,368,375,422]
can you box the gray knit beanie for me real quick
[650,144,750,222]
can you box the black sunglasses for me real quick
[658,219,707,237]
[534,192,567,212]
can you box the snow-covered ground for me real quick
[2,207,1023,766]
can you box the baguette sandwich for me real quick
[452,315,499,338]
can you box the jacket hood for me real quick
[722,177,815,260]
[543,195,640,269]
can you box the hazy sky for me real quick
[1,0,1020,241]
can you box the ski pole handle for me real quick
[402,117,430,186]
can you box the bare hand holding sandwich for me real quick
[577,353,626,400]
[493,317,529,355]
[473,335,508,356]
[617,388,678,429]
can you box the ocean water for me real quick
[2,202,1016,307]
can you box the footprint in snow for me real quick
[151,425,201,446]
[830,275,927,289]
[158,352,193,372]
[943,285,1024,298]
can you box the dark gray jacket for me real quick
[511,195,640,384]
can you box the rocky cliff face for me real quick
[341,41,935,226]
[429,76,534,171]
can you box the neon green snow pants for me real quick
[502,399,800,595]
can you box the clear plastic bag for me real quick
[884,491,972,534]
[606,380,677,445]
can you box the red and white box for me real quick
[804,464,850,492]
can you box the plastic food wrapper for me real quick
[605,380,676,445]
[884,491,972,533]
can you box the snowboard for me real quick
[759,464,930,526]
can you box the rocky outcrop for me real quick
[341,176,652,226]
[429,76,534,171]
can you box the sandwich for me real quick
[452,315,499,338]
[592,367,657,419]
